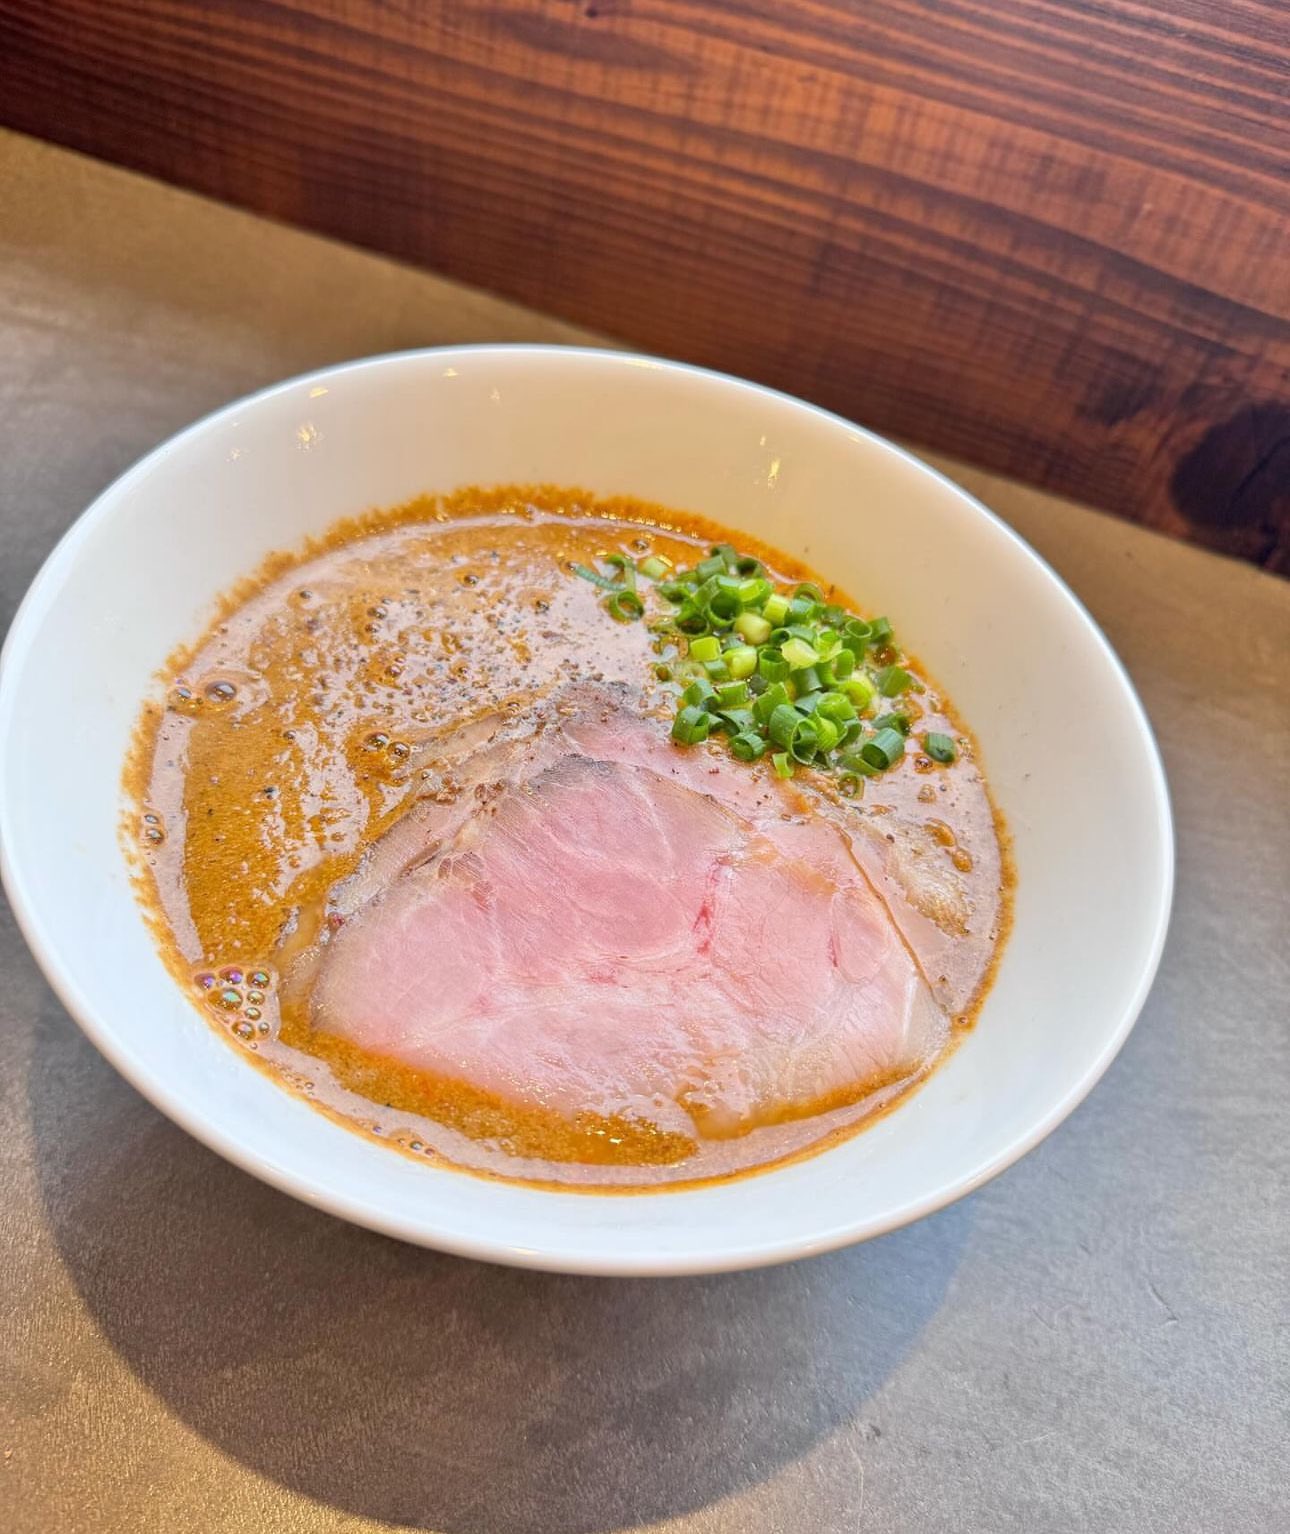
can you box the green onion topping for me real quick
[923,731,957,763]
[672,706,711,745]
[605,590,644,622]
[874,665,912,697]
[568,538,941,784]
[861,728,906,769]
[572,561,619,591]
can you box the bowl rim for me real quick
[0,343,1175,1274]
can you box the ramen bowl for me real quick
[0,347,1173,1274]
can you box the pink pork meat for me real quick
[305,687,948,1152]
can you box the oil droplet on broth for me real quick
[925,818,956,848]
[169,683,203,716]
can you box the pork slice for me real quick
[307,690,947,1145]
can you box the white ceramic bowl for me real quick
[0,347,1172,1274]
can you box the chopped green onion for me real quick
[734,610,773,645]
[603,553,637,589]
[726,645,758,680]
[860,727,906,769]
[571,538,918,789]
[789,718,820,764]
[754,682,790,725]
[691,578,737,628]
[875,665,912,697]
[730,730,768,762]
[737,576,773,607]
[812,716,840,753]
[758,649,790,684]
[709,577,743,620]
[841,674,876,709]
[838,749,881,777]
[572,562,618,591]
[816,693,858,725]
[671,706,711,745]
[923,731,957,763]
[605,590,644,621]
[781,636,819,671]
[767,703,803,750]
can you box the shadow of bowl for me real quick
[29,990,970,1532]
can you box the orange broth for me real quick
[126,486,1012,1190]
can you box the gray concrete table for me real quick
[2,131,1286,1534]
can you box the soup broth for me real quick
[128,487,1010,1189]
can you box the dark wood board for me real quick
[2,0,1288,566]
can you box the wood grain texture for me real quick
[2,0,1288,566]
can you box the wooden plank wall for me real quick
[2,1,1287,568]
